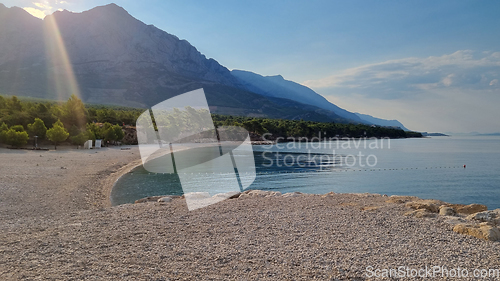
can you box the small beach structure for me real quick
[83,140,93,149]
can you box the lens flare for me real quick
[43,14,81,102]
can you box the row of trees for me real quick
[211,114,422,139]
[0,119,68,149]
[0,94,421,148]
[142,107,420,141]
[0,95,129,148]
[0,95,142,130]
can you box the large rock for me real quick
[439,206,456,216]
[405,199,444,213]
[455,204,488,215]
[453,224,500,241]
[466,209,500,224]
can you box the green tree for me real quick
[5,128,29,147]
[8,96,22,112]
[0,122,9,143]
[61,94,88,129]
[86,123,102,141]
[102,123,124,144]
[27,118,47,139]
[33,103,57,129]
[113,124,125,143]
[70,131,89,146]
[46,120,69,150]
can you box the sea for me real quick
[111,136,500,210]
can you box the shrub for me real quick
[5,129,29,147]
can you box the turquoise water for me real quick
[111,136,500,209]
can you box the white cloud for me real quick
[441,74,454,87]
[33,2,51,9]
[304,50,500,100]
[22,0,72,19]
[304,50,500,133]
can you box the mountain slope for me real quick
[232,69,411,130]
[0,3,405,127]
[232,70,363,122]
[355,113,408,131]
[0,3,354,123]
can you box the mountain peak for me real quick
[0,3,42,22]
[268,74,284,80]
[89,3,130,15]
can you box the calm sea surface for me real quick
[111,136,500,209]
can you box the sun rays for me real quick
[43,13,81,103]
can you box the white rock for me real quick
[282,192,303,198]
[184,192,211,200]
[157,197,172,203]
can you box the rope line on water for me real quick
[137,165,466,176]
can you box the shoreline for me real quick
[1,147,500,279]
[102,158,143,207]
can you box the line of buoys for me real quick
[139,165,467,176]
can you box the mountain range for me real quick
[0,3,409,129]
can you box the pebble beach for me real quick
[1,147,500,280]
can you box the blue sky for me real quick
[4,0,500,133]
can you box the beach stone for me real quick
[442,217,466,225]
[456,204,488,215]
[212,191,241,200]
[405,199,444,213]
[238,193,251,199]
[241,190,283,198]
[157,197,172,203]
[135,196,165,203]
[227,192,241,199]
[321,191,335,198]
[439,206,456,216]
[466,209,500,224]
[362,206,381,211]
[355,192,380,198]
[184,192,211,200]
[404,209,436,218]
[385,195,419,204]
[282,192,303,198]
[265,191,282,197]
[246,190,272,197]
[453,224,500,241]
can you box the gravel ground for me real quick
[1,147,499,280]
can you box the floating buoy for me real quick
[463,164,466,168]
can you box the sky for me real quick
[3,0,500,133]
